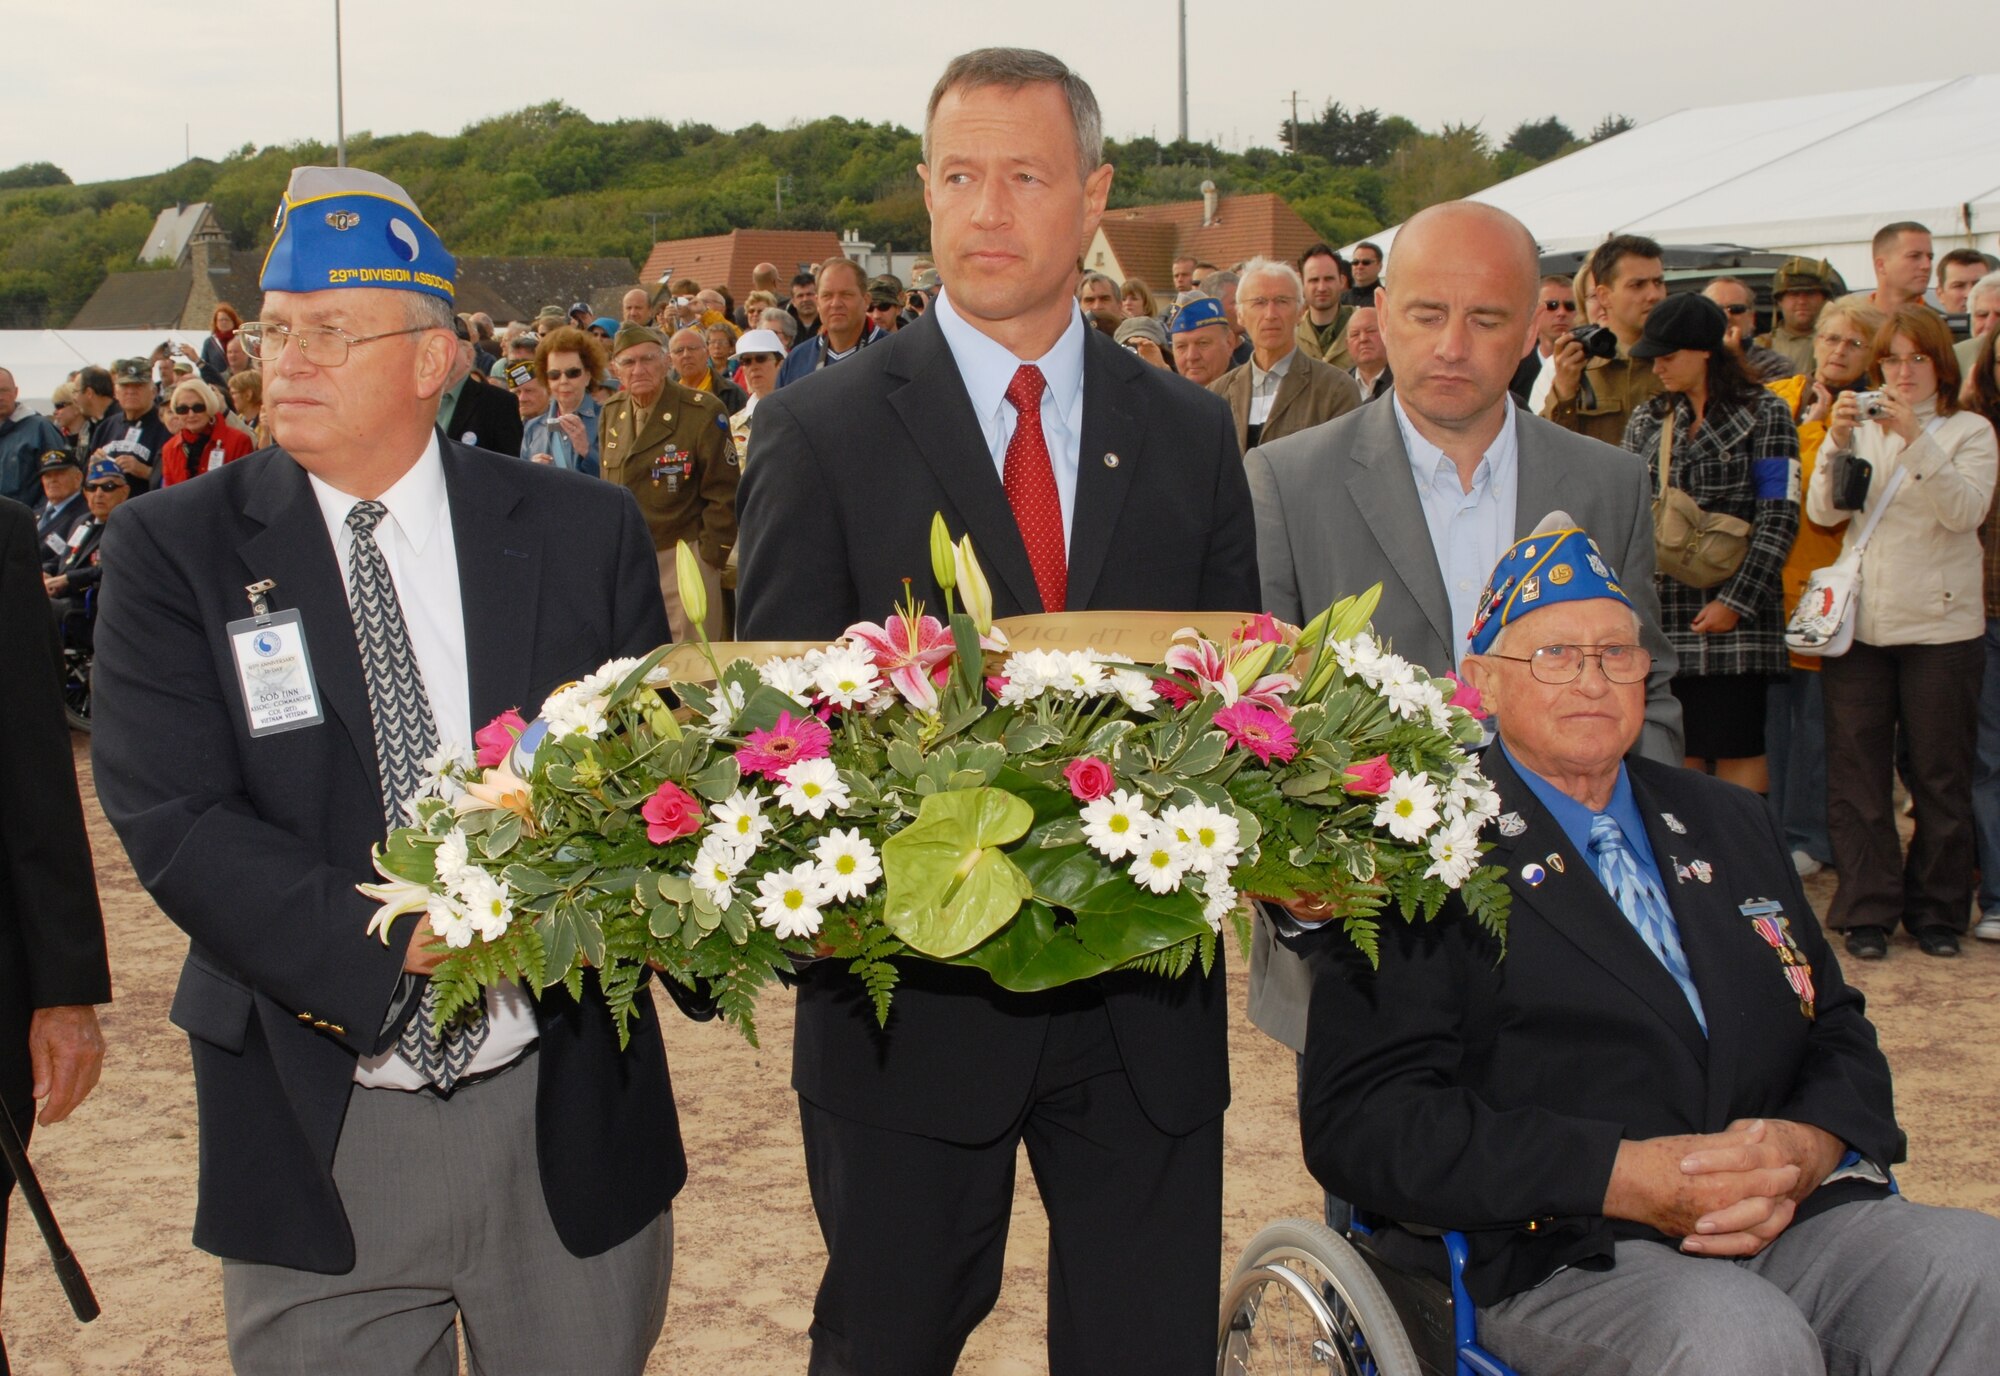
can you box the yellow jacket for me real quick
[1767,375,1847,670]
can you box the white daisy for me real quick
[433,828,474,887]
[1332,633,1388,686]
[758,655,818,706]
[1425,815,1485,887]
[703,679,748,727]
[426,892,475,949]
[775,759,850,819]
[456,869,514,942]
[541,684,610,740]
[1129,823,1193,894]
[753,863,830,940]
[577,657,643,700]
[1200,875,1241,935]
[690,833,747,906]
[1443,771,1501,827]
[1109,668,1160,714]
[812,649,881,709]
[1375,771,1442,843]
[1160,802,1243,876]
[1054,652,1110,698]
[1080,788,1152,861]
[708,789,775,853]
[812,828,882,903]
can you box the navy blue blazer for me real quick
[1290,746,1902,1306]
[91,441,682,1272]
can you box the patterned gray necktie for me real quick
[344,499,488,1089]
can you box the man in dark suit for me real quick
[1245,201,1684,1061]
[735,48,1257,1376]
[439,315,525,456]
[1284,532,2000,1373]
[1,496,110,1367]
[92,167,684,1374]
[31,451,89,572]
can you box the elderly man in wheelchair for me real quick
[1242,526,2000,1376]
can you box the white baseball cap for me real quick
[732,328,787,358]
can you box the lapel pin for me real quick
[1689,859,1713,884]
[1103,452,1120,468]
[1545,852,1565,874]
[1498,811,1526,838]
[1662,812,1687,834]
[1520,862,1547,886]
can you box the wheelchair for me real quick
[1218,1207,1517,1376]
[54,597,93,732]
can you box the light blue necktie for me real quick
[1587,813,1707,1035]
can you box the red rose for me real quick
[1063,756,1116,802]
[1342,753,1394,796]
[641,781,703,844]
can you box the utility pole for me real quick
[638,211,670,243]
[333,0,346,166]
[1176,0,1189,144]
[1285,91,1301,156]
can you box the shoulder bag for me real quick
[1652,412,1752,590]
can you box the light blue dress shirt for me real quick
[1394,393,1519,661]
[931,288,1086,553]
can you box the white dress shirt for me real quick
[1394,394,1521,662]
[1247,348,1297,427]
[308,434,536,1089]
[932,288,1087,553]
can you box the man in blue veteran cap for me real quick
[90,166,693,1373]
[1169,294,1236,386]
[1277,520,2000,1373]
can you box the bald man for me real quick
[1243,199,1683,1063]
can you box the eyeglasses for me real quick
[737,354,779,365]
[84,482,125,493]
[1816,331,1869,352]
[172,403,208,414]
[545,366,587,380]
[1880,352,1933,370]
[1718,303,1754,315]
[1542,300,1576,313]
[1484,643,1652,684]
[1240,296,1300,311]
[238,321,433,367]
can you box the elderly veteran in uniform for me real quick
[1277,525,2000,1375]
[1209,256,1360,453]
[1168,294,1237,388]
[90,166,691,1376]
[598,322,738,642]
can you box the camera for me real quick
[1853,390,1891,421]
[1570,324,1620,361]
[1828,450,1874,511]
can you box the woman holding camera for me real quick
[1622,293,1799,790]
[1763,301,1885,877]
[1809,306,1999,960]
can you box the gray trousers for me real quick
[1479,1196,2000,1375]
[222,1050,672,1376]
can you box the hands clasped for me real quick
[1605,1118,1844,1258]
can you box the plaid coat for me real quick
[1623,388,1800,676]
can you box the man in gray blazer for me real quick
[1245,201,1684,1057]
[1210,257,1362,454]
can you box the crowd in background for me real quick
[5,218,2000,954]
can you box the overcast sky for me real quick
[10,1,1992,186]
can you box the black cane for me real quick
[0,1093,98,1323]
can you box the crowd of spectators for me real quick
[6,213,1999,958]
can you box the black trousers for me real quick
[1822,636,1984,934]
[800,999,1223,1376]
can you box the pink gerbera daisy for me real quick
[1212,701,1298,765]
[736,710,833,779]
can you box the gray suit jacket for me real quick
[1210,351,1362,454]
[1243,392,1686,1051]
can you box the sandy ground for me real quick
[5,739,1999,1373]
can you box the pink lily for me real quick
[845,603,957,711]
[1163,631,1298,714]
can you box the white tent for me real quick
[1361,75,2000,290]
[0,329,210,409]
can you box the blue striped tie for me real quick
[346,500,489,1088]
[1587,813,1707,1034]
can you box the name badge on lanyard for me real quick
[225,580,325,737]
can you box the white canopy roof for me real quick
[0,329,209,409]
[1362,75,2000,290]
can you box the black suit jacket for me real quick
[91,442,681,1272]
[34,492,88,573]
[0,499,111,1117]
[443,377,525,459]
[1290,747,1902,1306]
[736,307,1259,1142]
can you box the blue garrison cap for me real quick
[1466,524,1634,656]
[259,167,455,302]
[1168,295,1229,335]
[85,456,129,486]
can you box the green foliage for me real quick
[0,162,70,191]
[1503,117,1577,163]
[1591,113,1637,143]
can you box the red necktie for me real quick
[1003,364,1066,613]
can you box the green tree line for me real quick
[0,102,1632,328]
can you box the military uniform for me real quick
[598,380,739,641]
[1295,307,1354,371]
[1540,345,1663,449]
[1757,324,1817,376]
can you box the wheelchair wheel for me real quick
[1219,1218,1421,1376]
[61,646,92,733]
